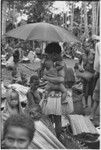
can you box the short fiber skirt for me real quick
[40,96,62,116]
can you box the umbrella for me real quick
[6,22,79,43]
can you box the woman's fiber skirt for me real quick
[40,96,62,116]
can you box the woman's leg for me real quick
[90,78,100,119]
[83,79,89,107]
[54,115,61,139]
[90,101,99,119]
[91,76,99,107]
[48,115,54,124]
[59,84,67,103]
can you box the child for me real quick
[27,75,41,110]
[2,114,35,149]
[44,59,67,103]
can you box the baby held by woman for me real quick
[44,59,67,103]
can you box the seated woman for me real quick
[28,104,65,149]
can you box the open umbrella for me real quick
[6,22,79,43]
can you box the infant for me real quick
[44,59,67,103]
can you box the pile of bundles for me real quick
[68,115,99,143]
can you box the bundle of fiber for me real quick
[8,83,29,102]
[68,115,99,135]
[31,121,65,149]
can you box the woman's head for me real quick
[45,42,61,54]
[7,89,19,108]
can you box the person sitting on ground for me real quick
[2,89,24,124]
[44,59,67,103]
[27,75,41,110]
[13,49,20,65]
[1,114,35,149]
[12,49,20,79]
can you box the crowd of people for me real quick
[1,34,100,149]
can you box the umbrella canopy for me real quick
[6,22,79,43]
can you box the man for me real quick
[2,114,35,149]
[89,41,100,120]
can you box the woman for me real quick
[89,42,100,120]
[79,43,95,108]
[40,42,65,139]
[28,104,65,149]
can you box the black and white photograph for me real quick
[1,0,100,149]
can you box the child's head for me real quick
[45,60,54,70]
[29,75,39,90]
[3,114,35,149]
[7,89,19,108]
[29,104,42,121]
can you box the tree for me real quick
[26,1,53,23]
[83,2,89,38]
[2,0,8,35]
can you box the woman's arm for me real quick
[44,75,64,83]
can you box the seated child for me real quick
[44,59,67,103]
[27,75,41,110]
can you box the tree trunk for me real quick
[71,2,74,32]
[92,2,97,35]
[2,1,8,35]
[84,2,88,38]
[80,2,83,36]
[13,2,16,25]
[95,2,100,35]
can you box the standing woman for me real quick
[81,43,95,108]
[40,42,65,139]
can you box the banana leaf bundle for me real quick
[67,115,99,143]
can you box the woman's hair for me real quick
[3,114,35,142]
[45,42,61,54]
